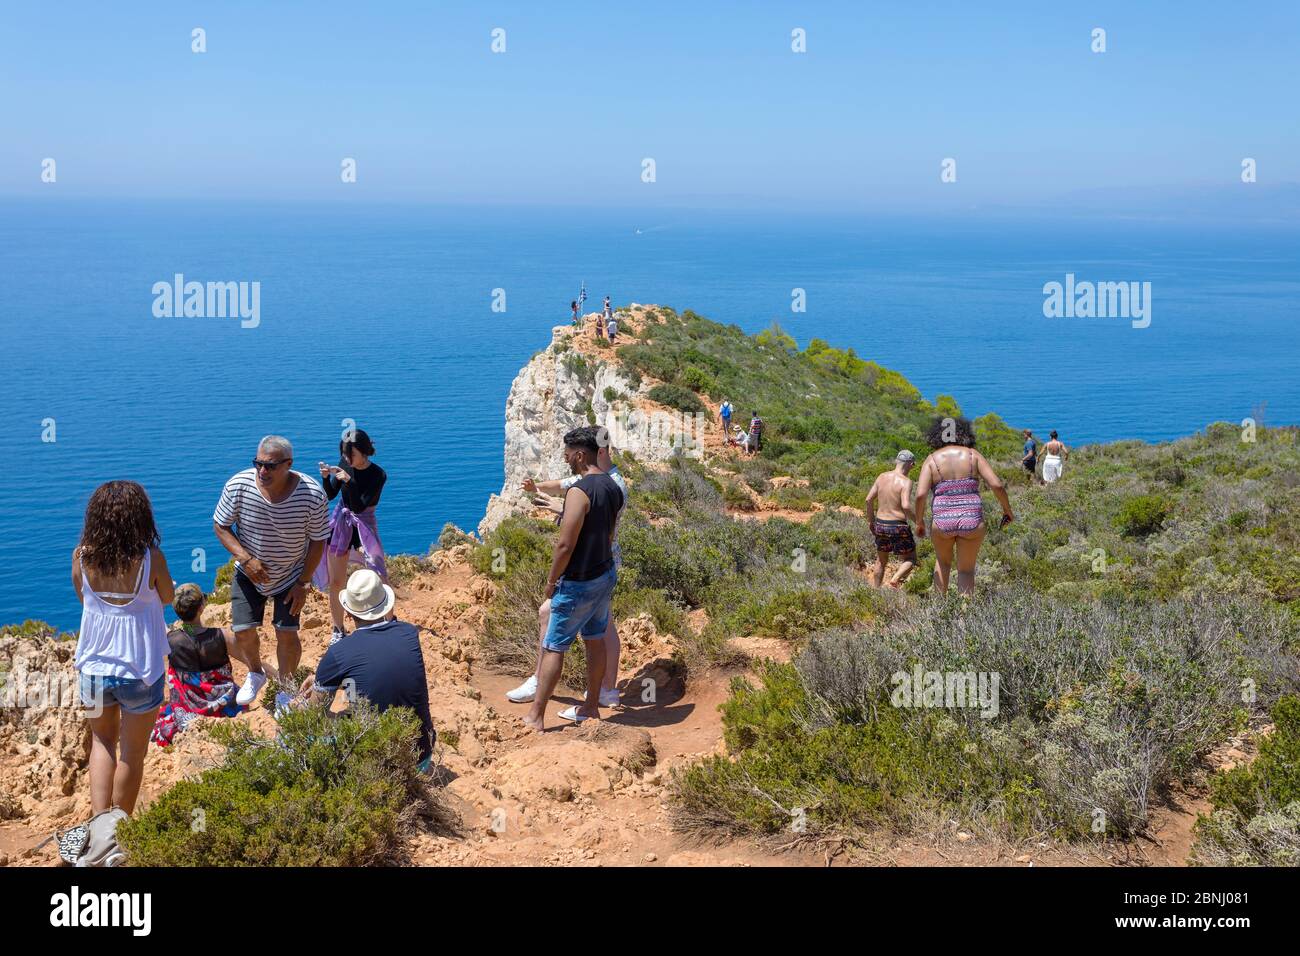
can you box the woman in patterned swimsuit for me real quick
[913,417,1014,595]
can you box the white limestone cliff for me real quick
[477,321,705,537]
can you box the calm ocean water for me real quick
[3,200,1297,629]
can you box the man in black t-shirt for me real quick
[522,427,623,732]
[306,569,435,767]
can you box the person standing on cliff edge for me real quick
[213,435,329,710]
[521,426,623,731]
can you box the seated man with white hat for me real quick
[304,568,436,770]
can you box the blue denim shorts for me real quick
[543,566,616,653]
[79,673,166,715]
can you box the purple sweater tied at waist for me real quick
[312,506,387,590]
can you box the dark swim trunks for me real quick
[873,518,916,555]
[1023,457,1037,473]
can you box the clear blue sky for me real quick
[3,1,1297,209]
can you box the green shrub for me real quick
[680,365,718,396]
[1192,696,1300,865]
[648,383,707,415]
[117,701,450,866]
[1115,493,1172,537]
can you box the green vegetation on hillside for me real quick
[117,701,452,866]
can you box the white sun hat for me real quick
[340,569,396,621]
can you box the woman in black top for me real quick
[316,429,388,641]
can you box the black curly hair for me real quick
[925,415,977,450]
[79,480,160,575]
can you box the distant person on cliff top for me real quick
[603,295,612,319]
[719,399,733,436]
[213,435,329,710]
[865,451,919,589]
[595,309,606,340]
[299,569,436,770]
[510,427,627,710]
[1021,429,1040,483]
[571,300,579,325]
[1041,431,1069,483]
[151,584,247,747]
[913,417,1013,596]
[517,426,623,731]
[748,411,764,455]
[315,428,388,645]
[606,313,619,343]
[72,480,174,817]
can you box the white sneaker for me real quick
[506,674,538,703]
[236,671,268,707]
[599,688,621,708]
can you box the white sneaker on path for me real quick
[236,671,267,707]
[506,674,538,703]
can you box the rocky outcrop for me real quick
[478,318,704,536]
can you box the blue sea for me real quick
[3,200,1298,630]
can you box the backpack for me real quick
[57,807,129,867]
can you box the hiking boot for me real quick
[506,674,538,703]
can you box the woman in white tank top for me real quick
[72,481,174,815]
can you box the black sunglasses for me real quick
[252,458,288,471]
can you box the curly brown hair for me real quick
[79,480,160,575]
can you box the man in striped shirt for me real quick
[213,435,330,707]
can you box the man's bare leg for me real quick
[532,599,552,680]
[235,627,265,676]
[523,649,566,732]
[601,617,620,693]
[888,552,917,588]
[869,554,887,587]
[275,628,302,680]
[581,637,605,719]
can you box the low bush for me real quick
[1192,695,1300,866]
[672,588,1300,841]
[1115,493,1172,537]
[648,383,708,415]
[117,701,451,866]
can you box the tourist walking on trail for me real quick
[865,451,919,589]
[300,569,436,770]
[1041,431,1069,483]
[213,436,329,708]
[748,411,764,455]
[719,399,733,437]
[510,427,627,709]
[606,312,619,344]
[913,417,1013,596]
[1021,429,1040,483]
[315,428,388,644]
[519,427,623,731]
[72,480,174,818]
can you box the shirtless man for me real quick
[865,450,918,588]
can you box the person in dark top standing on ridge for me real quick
[1021,429,1040,484]
[316,428,387,643]
[522,426,623,732]
[303,569,436,769]
[748,411,764,456]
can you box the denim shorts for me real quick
[79,673,166,715]
[543,566,616,653]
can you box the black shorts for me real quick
[1023,457,1036,473]
[873,519,917,556]
[231,569,301,632]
